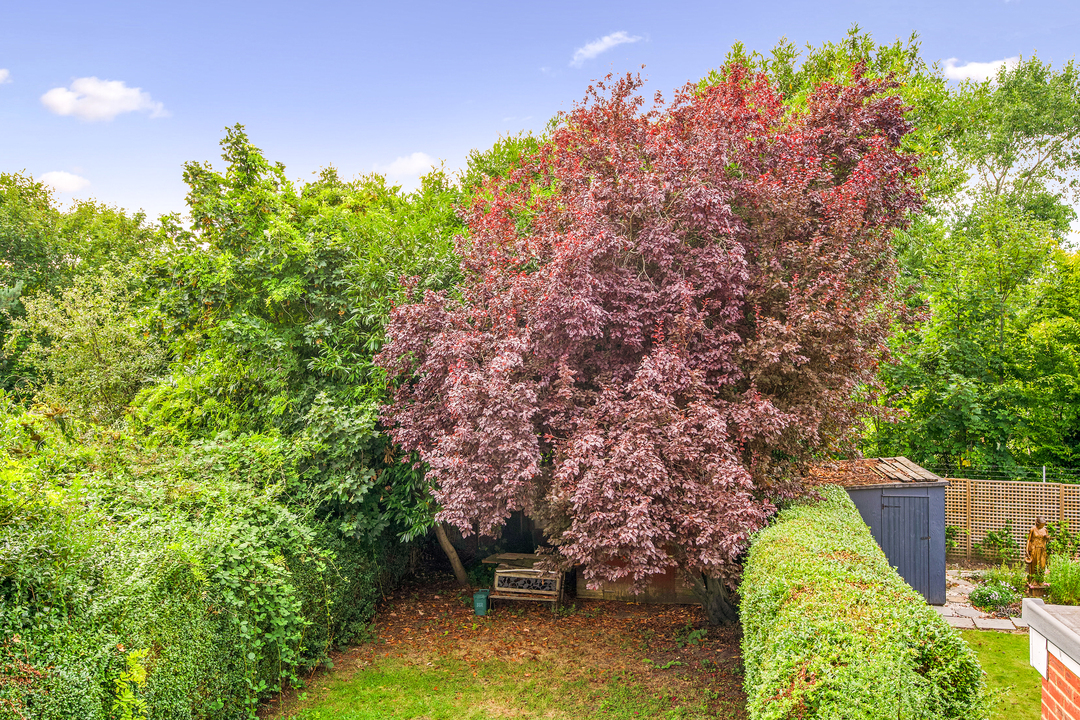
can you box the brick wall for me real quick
[1044,652,1080,720]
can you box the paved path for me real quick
[934,569,1027,632]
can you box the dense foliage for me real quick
[1047,556,1080,605]
[378,65,921,623]
[129,126,465,544]
[720,30,1080,475]
[140,128,461,439]
[0,173,158,395]
[864,55,1080,471]
[0,129,464,718]
[740,486,986,719]
[0,395,411,719]
[4,273,166,424]
[5,26,1080,717]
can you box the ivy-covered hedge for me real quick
[0,404,413,720]
[739,486,987,720]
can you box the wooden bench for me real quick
[481,553,564,607]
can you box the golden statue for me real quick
[1026,516,1049,580]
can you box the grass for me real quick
[284,655,731,720]
[961,630,1041,720]
[265,574,745,720]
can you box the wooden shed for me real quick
[814,457,948,605]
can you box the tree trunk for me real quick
[691,573,739,626]
[434,522,471,589]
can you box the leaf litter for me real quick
[262,569,746,718]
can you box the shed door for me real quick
[881,495,930,601]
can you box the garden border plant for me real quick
[740,485,987,720]
[0,398,413,720]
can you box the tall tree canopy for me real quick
[128,126,465,542]
[378,66,921,623]
[866,56,1080,470]
[0,172,157,393]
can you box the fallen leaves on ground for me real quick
[262,569,746,719]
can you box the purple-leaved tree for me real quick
[377,65,920,624]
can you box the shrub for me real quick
[1048,556,1080,605]
[740,486,987,720]
[0,397,411,719]
[1048,519,1080,558]
[945,525,968,553]
[979,562,1027,597]
[976,520,1019,563]
[969,582,1020,612]
[4,272,166,425]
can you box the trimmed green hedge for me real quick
[0,473,409,720]
[0,408,414,720]
[739,486,987,720]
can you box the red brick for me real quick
[1049,700,1062,720]
[1050,656,1080,715]
[1043,664,1080,720]
[1050,655,1071,682]
[1065,694,1080,720]
[1045,682,1063,720]
[1048,679,1069,708]
[1049,686,1067,716]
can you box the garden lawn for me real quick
[960,630,1041,720]
[264,573,746,720]
[285,657,732,720]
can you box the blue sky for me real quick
[2,0,1078,219]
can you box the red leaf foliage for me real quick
[377,64,921,592]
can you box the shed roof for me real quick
[810,456,942,487]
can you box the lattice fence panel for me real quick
[944,478,1080,560]
[944,478,968,542]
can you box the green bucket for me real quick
[473,589,490,616]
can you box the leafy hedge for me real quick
[739,486,987,720]
[0,400,412,720]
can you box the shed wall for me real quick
[846,485,946,605]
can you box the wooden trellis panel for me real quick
[945,478,1080,559]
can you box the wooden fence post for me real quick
[1061,484,1066,525]
[965,478,973,559]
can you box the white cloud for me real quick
[40,171,90,193]
[570,31,642,68]
[943,56,1020,82]
[0,69,10,85]
[374,152,435,191]
[41,77,168,121]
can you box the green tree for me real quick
[135,125,463,545]
[868,56,1080,470]
[4,272,166,424]
[0,173,159,393]
[950,56,1080,210]
[1008,250,1080,466]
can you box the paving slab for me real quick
[953,606,985,618]
[945,616,975,629]
[1011,617,1029,628]
[933,606,956,617]
[973,618,1016,631]
[946,595,968,604]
